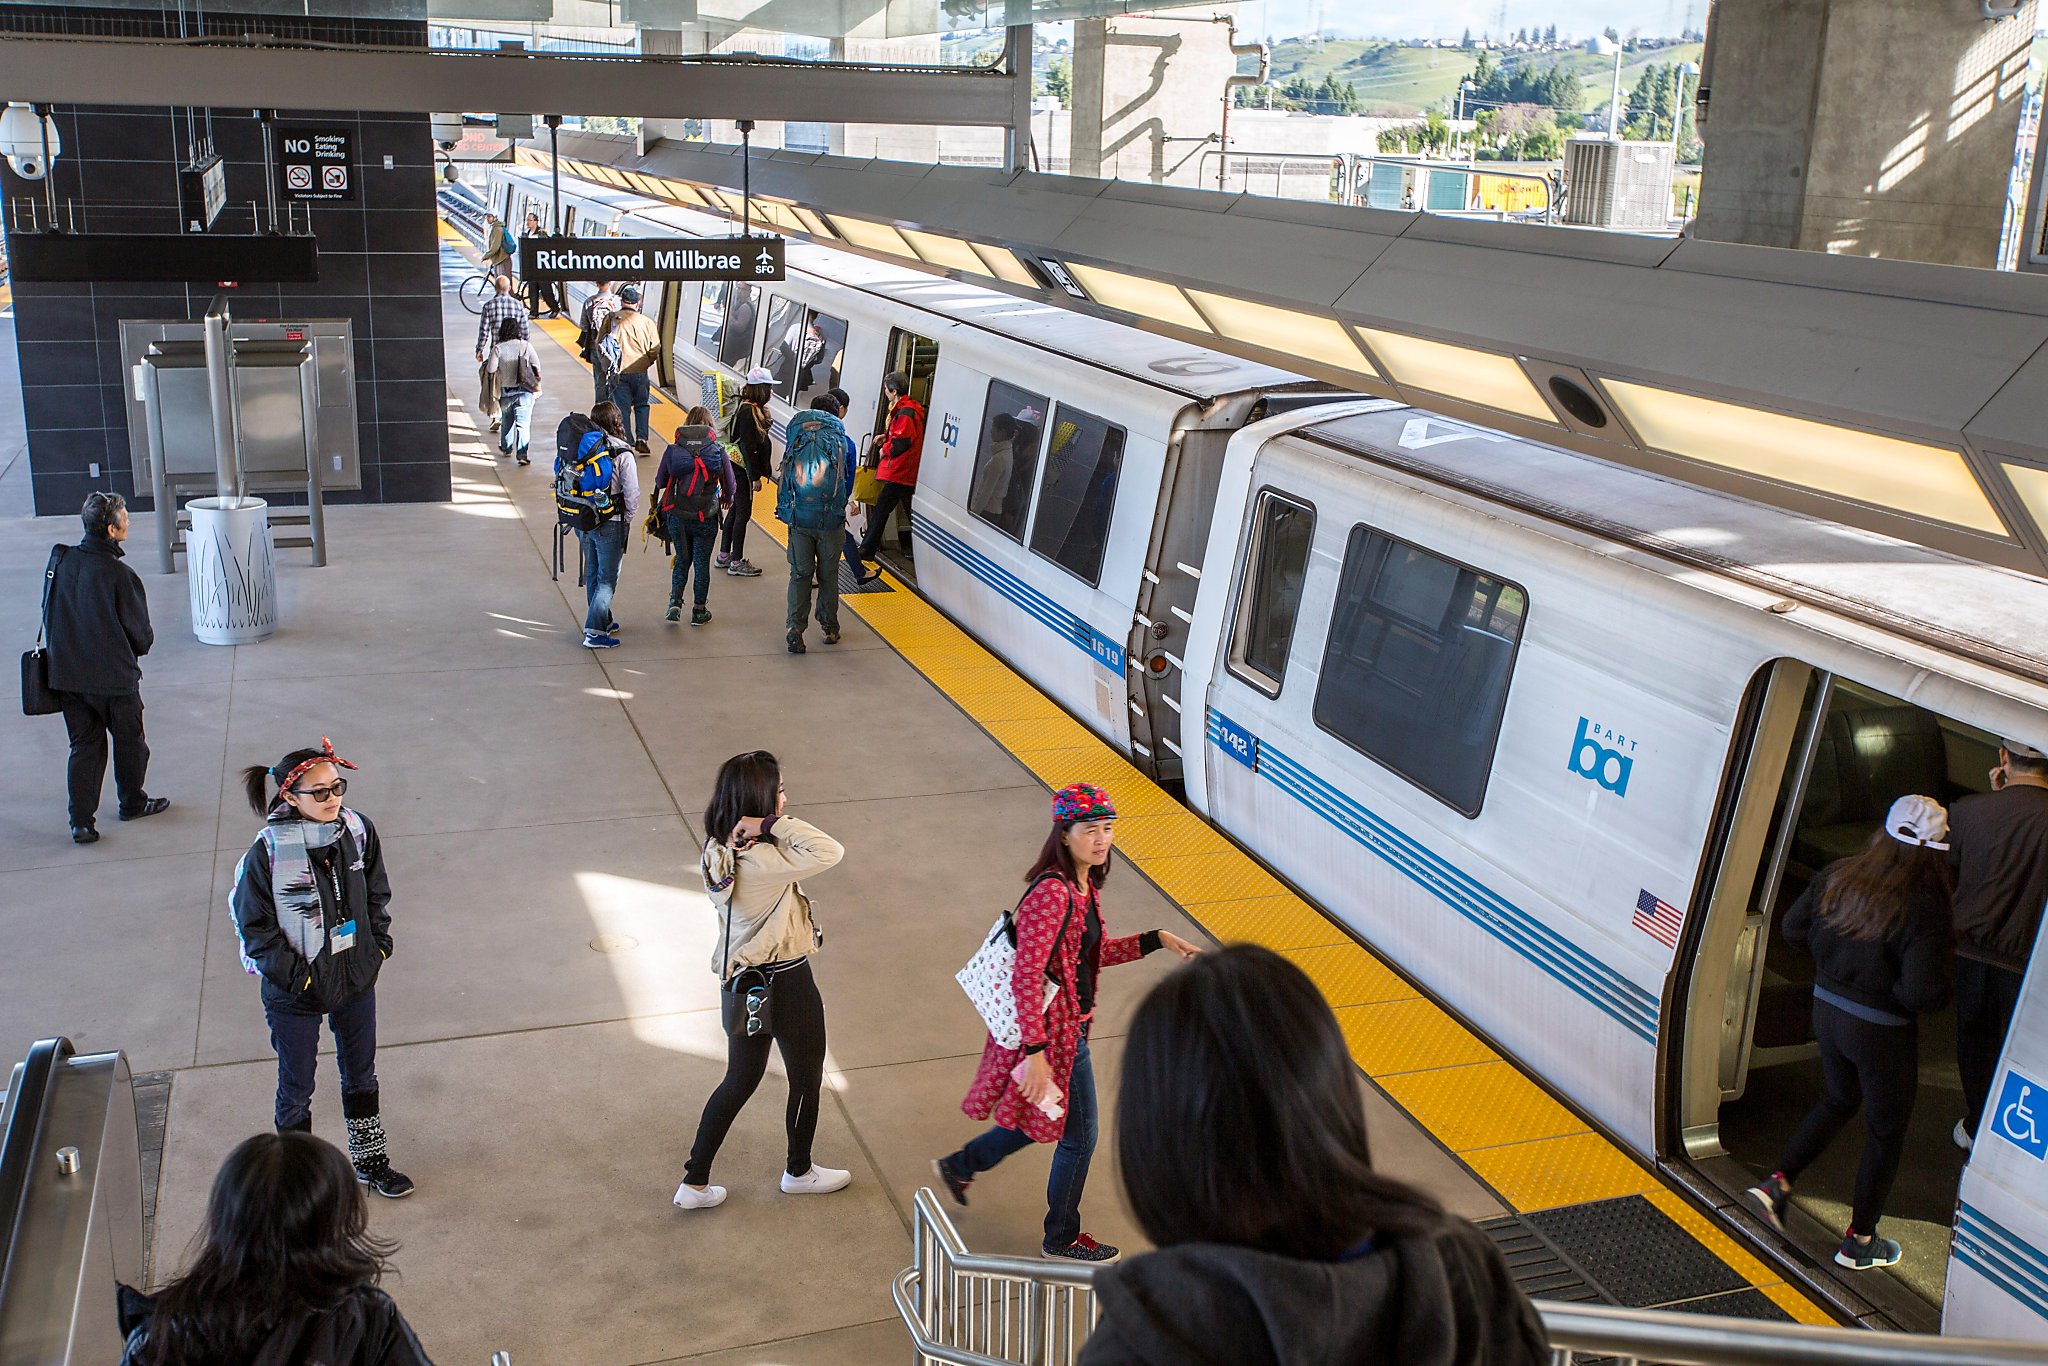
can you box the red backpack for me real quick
[659,441,723,523]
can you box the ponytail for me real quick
[242,765,276,816]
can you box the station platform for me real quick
[0,233,1830,1363]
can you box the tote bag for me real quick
[20,545,65,716]
[956,879,1072,1050]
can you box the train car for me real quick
[480,163,2048,1334]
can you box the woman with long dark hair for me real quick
[230,739,412,1198]
[118,1131,430,1364]
[717,372,773,578]
[1078,944,1546,1365]
[1746,795,1955,1271]
[674,750,847,1210]
[935,783,1201,1263]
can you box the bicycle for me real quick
[457,268,496,315]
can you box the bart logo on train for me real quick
[1569,717,1636,797]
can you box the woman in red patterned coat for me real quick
[934,783,1203,1262]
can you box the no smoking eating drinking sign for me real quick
[277,127,355,203]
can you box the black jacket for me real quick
[1078,1215,1548,1366]
[734,400,774,482]
[1947,785,2048,971]
[44,535,152,694]
[231,811,393,1014]
[1783,860,1952,1021]
[119,1282,433,1365]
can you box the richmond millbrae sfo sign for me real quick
[519,235,784,282]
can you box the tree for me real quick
[1460,26,1474,49]
[1540,63,1583,114]
[1602,25,1620,42]
[1515,27,1527,43]
[1043,55,1071,108]
[1544,23,1558,43]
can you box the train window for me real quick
[1312,527,1525,817]
[695,281,726,354]
[1028,405,1125,586]
[759,295,804,395]
[792,309,847,409]
[718,282,760,374]
[1229,492,1315,696]
[969,381,1050,542]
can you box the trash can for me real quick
[185,496,277,645]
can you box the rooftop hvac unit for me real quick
[1563,138,1676,230]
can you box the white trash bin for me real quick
[185,496,278,645]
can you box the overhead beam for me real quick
[0,35,1023,125]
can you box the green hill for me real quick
[1265,39,1704,117]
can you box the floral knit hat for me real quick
[1052,782,1116,823]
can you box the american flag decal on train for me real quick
[1634,890,1684,948]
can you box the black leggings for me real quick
[1774,1000,1917,1233]
[720,479,755,561]
[684,958,826,1184]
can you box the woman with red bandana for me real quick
[230,739,412,1199]
[934,783,1202,1262]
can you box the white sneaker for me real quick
[779,1164,851,1195]
[1955,1119,1974,1152]
[672,1181,727,1210]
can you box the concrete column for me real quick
[639,25,714,146]
[1070,10,1236,188]
[1694,0,2036,267]
[831,28,947,163]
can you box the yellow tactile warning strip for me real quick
[443,214,1835,1325]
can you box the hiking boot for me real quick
[1835,1232,1902,1270]
[1043,1234,1119,1263]
[690,606,712,626]
[726,559,762,577]
[822,630,841,645]
[665,598,682,623]
[788,635,807,655]
[1744,1173,1790,1236]
[932,1155,971,1207]
[355,1160,415,1199]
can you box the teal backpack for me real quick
[776,410,848,532]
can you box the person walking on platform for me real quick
[484,317,543,465]
[776,395,853,654]
[675,750,850,1210]
[577,279,621,365]
[481,210,514,280]
[1745,795,1954,1271]
[116,1131,432,1365]
[519,210,564,319]
[474,274,527,433]
[231,739,414,1199]
[1080,944,1547,1366]
[717,370,774,578]
[1947,739,2048,1150]
[42,491,168,845]
[653,407,735,626]
[851,371,925,585]
[934,784,1202,1263]
[560,402,640,649]
[607,286,661,454]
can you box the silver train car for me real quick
[483,163,2048,1337]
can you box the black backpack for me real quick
[659,441,723,524]
[554,414,619,530]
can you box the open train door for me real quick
[1947,932,2048,1339]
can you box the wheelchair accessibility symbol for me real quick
[1992,1069,2048,1160]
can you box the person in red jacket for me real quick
[851,371,925,584]
[933,783,1202,1262]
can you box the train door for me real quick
[868,327,939,574]
[1949,949,2048,1339]
[1677,661,2001,1322]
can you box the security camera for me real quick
[0,103,58,180]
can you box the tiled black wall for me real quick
[5,8,449,515]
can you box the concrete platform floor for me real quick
[0,266,1499,1364]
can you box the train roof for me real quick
[1295,404,2048,692]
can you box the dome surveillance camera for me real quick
[0,103,58,179]
[8,152,46,179]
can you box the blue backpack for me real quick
[554,415,619,530]
[776,410,849,532]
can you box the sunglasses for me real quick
[290,779,348,802]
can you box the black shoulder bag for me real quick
[20,545,65,716]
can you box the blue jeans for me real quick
[498,389,534,456]
[668,513,718,608]
[786,522,844,639]
[954,1036,1096,1250]
[612,370,651,443]
[578,517,627,634]
[264,988,378,1130]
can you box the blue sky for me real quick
[1241,0,1700,41]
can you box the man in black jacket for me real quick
[44,492,168,844]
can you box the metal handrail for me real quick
[894,1187,2048,1366]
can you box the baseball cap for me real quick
[745,367,774,385]
[2003,738,2044,759]
[619,285,642,304]
[1885,794,1949,851]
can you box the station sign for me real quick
[277,127,355,203]
[519,235,784,282]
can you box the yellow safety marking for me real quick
[1465,1132,1663,1212]
[437,219,468,243]
[1381,1061,1589,1153]
[1335,998,1500,1076]
[474,224,1832,1323]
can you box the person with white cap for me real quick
[717,369,774,578]
[1745,794,1954,1272]
[1946,738,2048,1150]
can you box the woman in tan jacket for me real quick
[675,750,847,1211]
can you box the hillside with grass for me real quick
[1266,38,1704,116]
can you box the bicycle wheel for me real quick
[459,273,490,314]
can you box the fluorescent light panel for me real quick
[828,215,917,258]
[971,242,1038,287]
[1187,289,1379,376]
[791,207,836,239]
[1603,379,2006,535]
[2000,463,2048,543]
[902,228,987,275]
[1064,263,1211,333]
[1356,328,1552,423]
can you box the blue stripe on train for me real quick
[1205,707,1661,1044]
[912,512,1125,673]
[1956,1202,2048,1323]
